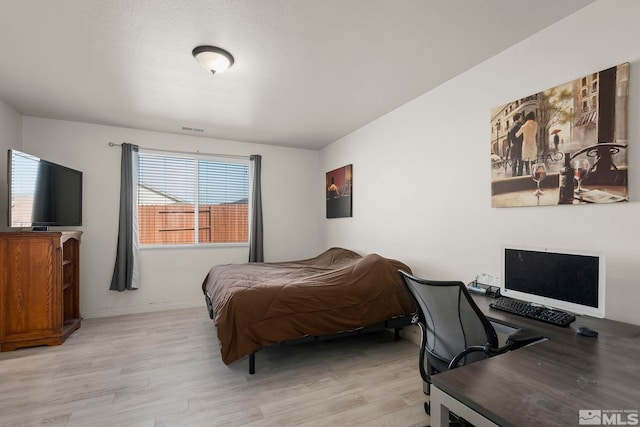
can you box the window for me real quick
[137,151,250,245]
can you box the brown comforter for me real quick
[202,247,414,364]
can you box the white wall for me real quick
[0,99,22,232]
[22,117,323,317]
[321,0,640,326]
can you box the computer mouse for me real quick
[576,326,598,337]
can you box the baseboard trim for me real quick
[400,324,421,346]
[82,301,204,319]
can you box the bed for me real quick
[201,247,415,373]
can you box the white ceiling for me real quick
[0,0,594,150]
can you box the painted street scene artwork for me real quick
[490,63,628,208]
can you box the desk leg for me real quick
[430,386,499,427]
[430,386,450,427]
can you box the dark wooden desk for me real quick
[430,294,640,427]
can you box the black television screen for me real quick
[8,149,83,228]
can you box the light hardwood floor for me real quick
[0,308,429,426]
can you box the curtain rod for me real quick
[108,142,250,160]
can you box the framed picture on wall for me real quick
[326,164,352,218]
[490,62,629,208]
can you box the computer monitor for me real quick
[502,246,605,318]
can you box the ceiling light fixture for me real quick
[192,45,234,75]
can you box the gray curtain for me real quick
[249,154,263,262]
[110,143,140,291]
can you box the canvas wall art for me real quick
[326,164,352,218]
[490,63,629,208]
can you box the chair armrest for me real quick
[448,330,545,370]
[506,328,545,350]
[448,345,490,369]
[488,328,545,357]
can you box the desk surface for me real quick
[431,295,640,427]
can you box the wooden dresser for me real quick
[0,231,82,351]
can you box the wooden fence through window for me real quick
[138,203,248,244]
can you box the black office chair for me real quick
[398,270,542,416]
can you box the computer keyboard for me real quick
[489,297,576,327]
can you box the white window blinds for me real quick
[137,151,249,245]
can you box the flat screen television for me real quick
[7,149,83,229]
[502,246,605,318]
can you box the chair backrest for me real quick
[399,270,499,368]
